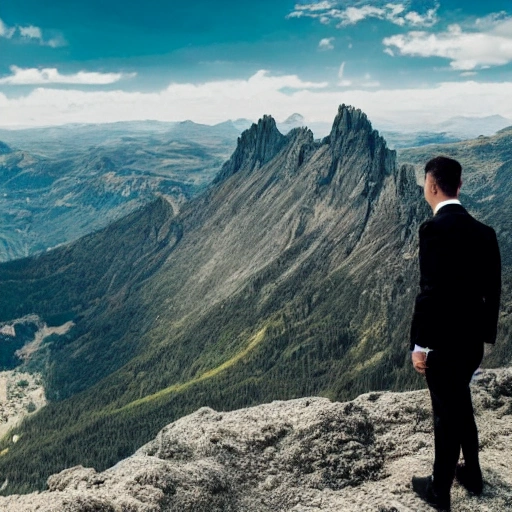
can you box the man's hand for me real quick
[412,351,428,375]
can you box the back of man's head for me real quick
[425,156,462,198]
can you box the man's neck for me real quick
[433,198,461,215]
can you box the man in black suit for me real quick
[410,156,501,511]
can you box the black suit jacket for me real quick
[410,204,501,351]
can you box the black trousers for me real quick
[425,344,484,493]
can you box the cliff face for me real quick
[213,115,287,183]
[1,367,511,511]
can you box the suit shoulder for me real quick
[419,217,437,234]
[469,216,497,239]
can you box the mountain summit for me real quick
[213,115,287,183]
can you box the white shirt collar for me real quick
[434,199,461,215]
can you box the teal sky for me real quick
[1,1,512,128]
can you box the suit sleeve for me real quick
[482,229,501,344]
[409,221,438,350]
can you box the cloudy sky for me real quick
[1,0,511,129]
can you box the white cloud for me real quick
[0,71,511,133]
[337,65,381,87]
[383,15,512,70]
[361,73,380,87]
[287,1,438,28]
[475,11,509,30]
[247,69,328,90]
[19,25,67,47]
[337,62,352,86]
[292,1,334,12]
[19,25,42,39]
[0,66,136,85]
[318,37,335,50]
[340,6,384,26]
[46,37,67,48]
[0,19,66,46]
[0,18,15,38]
[403,8,438,27]
[386,3,406,17]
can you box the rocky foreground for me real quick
[0,370,46,440]
[1,368,511,512]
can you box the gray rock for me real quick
[2,367,512,511]
[213,115,288,184]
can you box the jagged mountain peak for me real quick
[327,104,383,147]
[285,125,314,142]
[305,105,396,205]
[213,115,287,184]
[214,106,393,189]
[249,114,281,138]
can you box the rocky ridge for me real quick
[213,115,288,184]
[1,367,511,511]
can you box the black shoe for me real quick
[455,464,483,495]
[412,475,451,511]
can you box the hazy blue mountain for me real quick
[213,119,253,136]
[380,115,512,149]
[0,121,177,157]
[436,114,512,139]
[230,118,254,131]
[274,113,332,139]
[277,113,305,133]
[0,120,242,261]
[381,131,462,149]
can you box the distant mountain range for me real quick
[383,115,512,149]
[0,120,241,261]
[0,119,241,157]
[1,113,510,262]
[0,106,510,495]
[435,114,512,138]
[271,112,512,147]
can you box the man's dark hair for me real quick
[425,156,462,197]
